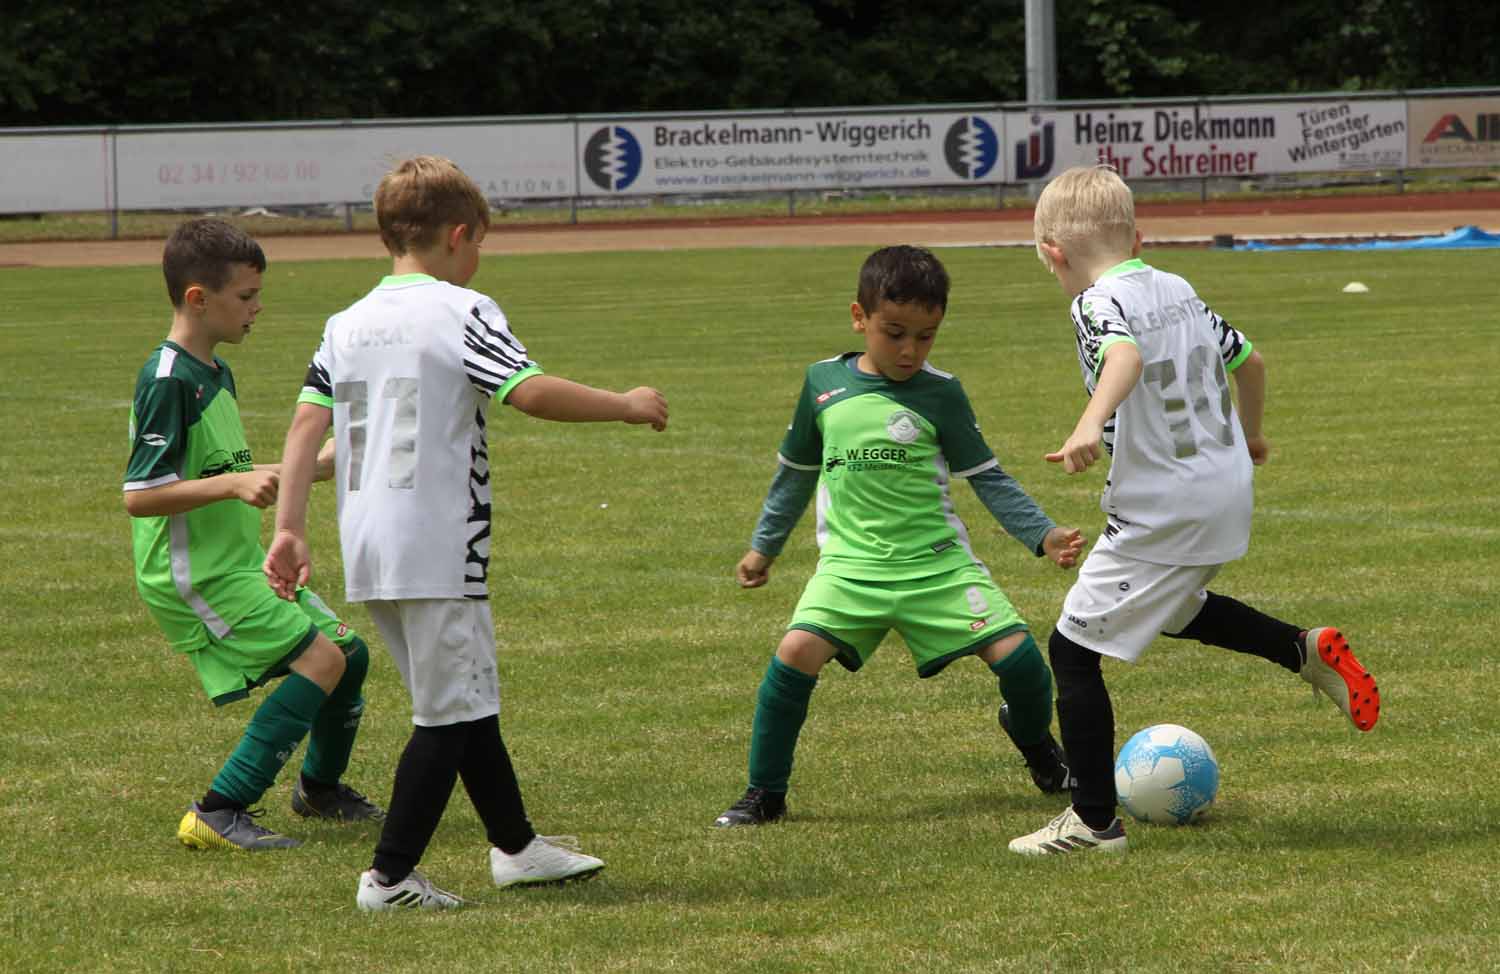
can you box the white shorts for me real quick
[365,599,500,726]
[1055,547,1222,663]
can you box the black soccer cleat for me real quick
[998,703,1074,794]
[713,787,787,828]
[291,779,386,822]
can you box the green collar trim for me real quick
[380,273,438,286]
[1098,258,1148,280]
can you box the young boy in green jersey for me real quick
[714,245,1086,828]
[124,218,383,851]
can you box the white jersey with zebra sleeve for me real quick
[1071,259,1254,566]
[299,273,542,601]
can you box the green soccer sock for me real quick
[989,634,1053,747]
[210,672,327,807]
[746,657,818,793]
[301,637,369,787]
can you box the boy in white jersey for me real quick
[125,219,383,854]
[713,245,1087,828]
[265,156,668,910]
[1008,166,1381,856]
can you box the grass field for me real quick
[1,243,1495,972]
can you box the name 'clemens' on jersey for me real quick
[299,275,541,602]
[1071,259,1255,566]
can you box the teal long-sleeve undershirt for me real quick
[748,462,1055,558]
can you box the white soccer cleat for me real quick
[356,869,464,911]
[1300,627,1380,732]
[1008,806,1128,856]
[490,835,605,888]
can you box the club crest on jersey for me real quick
[886,409,921,444]
[815,387,847,404]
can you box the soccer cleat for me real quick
[490,835,605,888]
[176,802,301,851]
[713,786,787,828]
[291,779,386,822]
[1008,806,1128,856]
[998,703,1074,794]
[1300,627,1380,732]
[356,869,463,911]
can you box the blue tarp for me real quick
[1237,224,1500,252]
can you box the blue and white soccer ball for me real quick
[1114,723,1220,825]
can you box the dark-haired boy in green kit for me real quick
[715,245,1086,828]
[124,217,382,851]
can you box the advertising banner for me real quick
[1004,98,1407,182]
[1407,95,1500,168]
[113,122,575,209]
[574,111,1007,196]
[0,133,113,212]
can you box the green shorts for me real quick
[788,564,1027,678]
[189,584,357,706]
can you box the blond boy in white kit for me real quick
[1008,166,1381,855]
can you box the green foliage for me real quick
[4,0,1495,124]
[0,244,1497,971]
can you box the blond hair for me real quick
[1033,165,1136,271]
[374,155,490,256]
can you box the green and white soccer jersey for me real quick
[125,343,266,650]
[1072,259,1255,565]
[779,353,999,581]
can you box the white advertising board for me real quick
[574,111,1007,196]
[1407,96,1500,168]
[1004,99,1408,182]
[113,122,576,209]
[0,133,113,212]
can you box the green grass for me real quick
[0,244,1495,972]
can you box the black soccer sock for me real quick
[1165,591,1303,672]
[370,723,465,885]
[1048,629,1118,830]
[457,715,536,855]
[197,789,241,813]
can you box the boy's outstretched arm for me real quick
[967,467,1085,568]
[123,468,279,518]
[1047,341,1143,474]
[737,463,818,588]
[263,403,332,600]
[1230,349,1270,464]
[505,375,668,431]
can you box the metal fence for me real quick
[2,88,1495,235]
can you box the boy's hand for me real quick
[623,387,669,431]
[263,530,311,602]
[1245,434,1271,465]
[1045,420,1105,474]
[736,550,774,588]
[234,469,280,508]
[1042,526,1086,568]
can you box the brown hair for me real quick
[856,245,950,313]
[374,155,491,255]
[162,218,266,308]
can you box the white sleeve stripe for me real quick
[463,337,525,374]
[951,458,999,479]
[777,452,821,471]
[124,473,179,491]
[470,307,528,357]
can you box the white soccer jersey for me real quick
[1070,259,1254,566]
[298,274,541,601]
